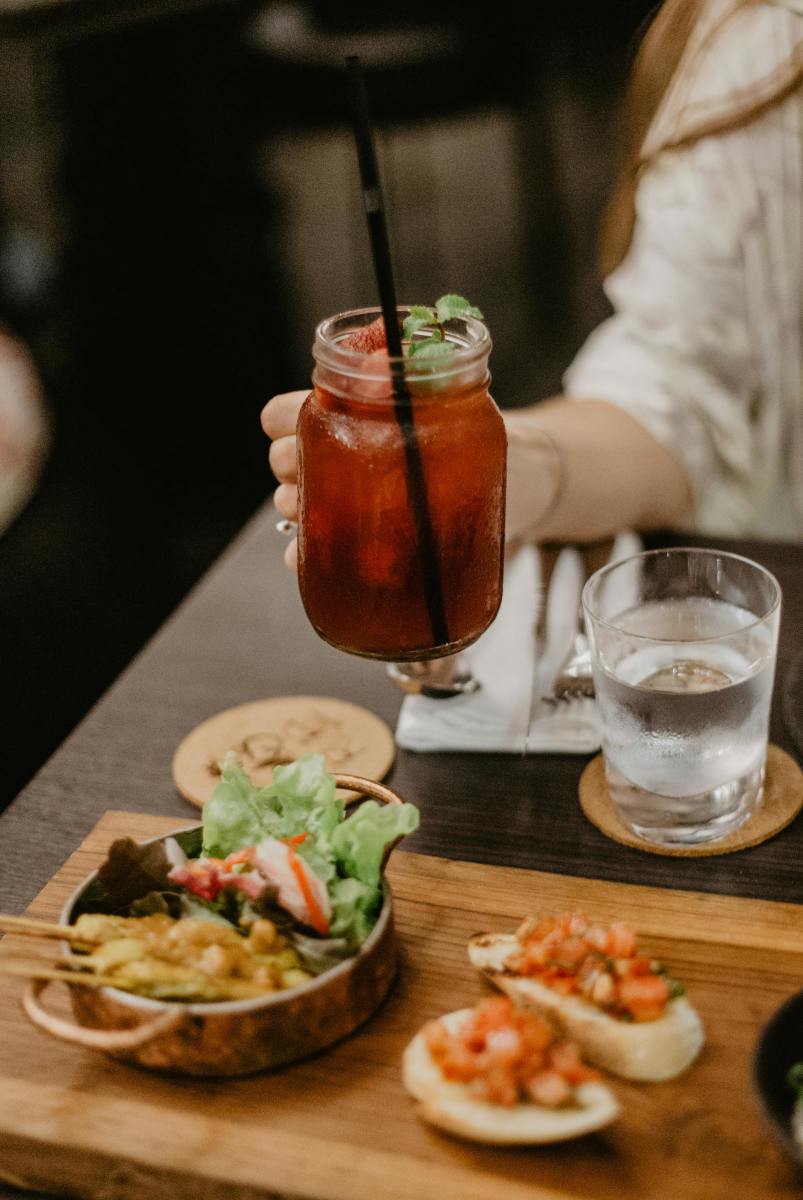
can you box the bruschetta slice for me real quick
[402,997,620,1144]
[468,914,704,1082]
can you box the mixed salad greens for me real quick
[77,753,419,978]
[199,752,419,945]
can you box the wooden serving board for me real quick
[2,811,803,1200]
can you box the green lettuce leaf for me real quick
[202,752,342,857]
[328,876,378,943]
[295,838,337,884]
[202,757,280,856]
[331,799,419,887]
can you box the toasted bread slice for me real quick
[402,1008,620,1144]
[469,933,704,1082]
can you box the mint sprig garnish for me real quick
[402,306,437,340]
[435,294,484,322]
[406,340,453,360]
[402,294,484,359]
[407,331,448,358]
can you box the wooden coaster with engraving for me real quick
[173,696,395,808]
[579,743,803,857]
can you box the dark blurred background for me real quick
[0,0,656,808]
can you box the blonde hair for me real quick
[600,0,803,276]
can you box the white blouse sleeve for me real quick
[563,0,803,536]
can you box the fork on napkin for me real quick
[394,532,641,755]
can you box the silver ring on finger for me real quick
[275,519,297,536]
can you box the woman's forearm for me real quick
[503,398,692,543]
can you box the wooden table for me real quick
[0,506,801,1199]
[2,507,801,912]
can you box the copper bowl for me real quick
[22,774,402,1076]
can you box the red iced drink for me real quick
[297,308,506,661]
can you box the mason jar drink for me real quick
[297,307,506,661]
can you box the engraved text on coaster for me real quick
[173,696,396,809]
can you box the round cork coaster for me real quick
[578,744,803,857]
[173,696,396,809]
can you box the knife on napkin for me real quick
[522,543,601,754]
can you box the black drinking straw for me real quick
[345,55,449,650]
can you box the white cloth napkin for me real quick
[395,532,641,755]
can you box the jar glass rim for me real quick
[312,306,492,385]
[581,546,781,642]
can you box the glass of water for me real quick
[582,547,781,847]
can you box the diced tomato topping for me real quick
[547,1041,600,1083]
[518,1018,552,1057]
[566,913,591,937]
[522,941,549,969]
[553,936,589,971]
[439,1043,477,1083]
[527,1070,572,1108]
[605,923,637,958]
[619,974,670,1021]
[482,1064,520,1107]
[585,925,608,951]
[424,997,594,1108]
[506,911,675,1020]
[471,995,514,1030]
[423,1019,451,1057]
[544,973,576,996]
[626,956,654,977]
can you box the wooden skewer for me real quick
[0,959,122,988]
[2,957,279,1002]
[0,915,89,943]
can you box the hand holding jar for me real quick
[262,301,507,663]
